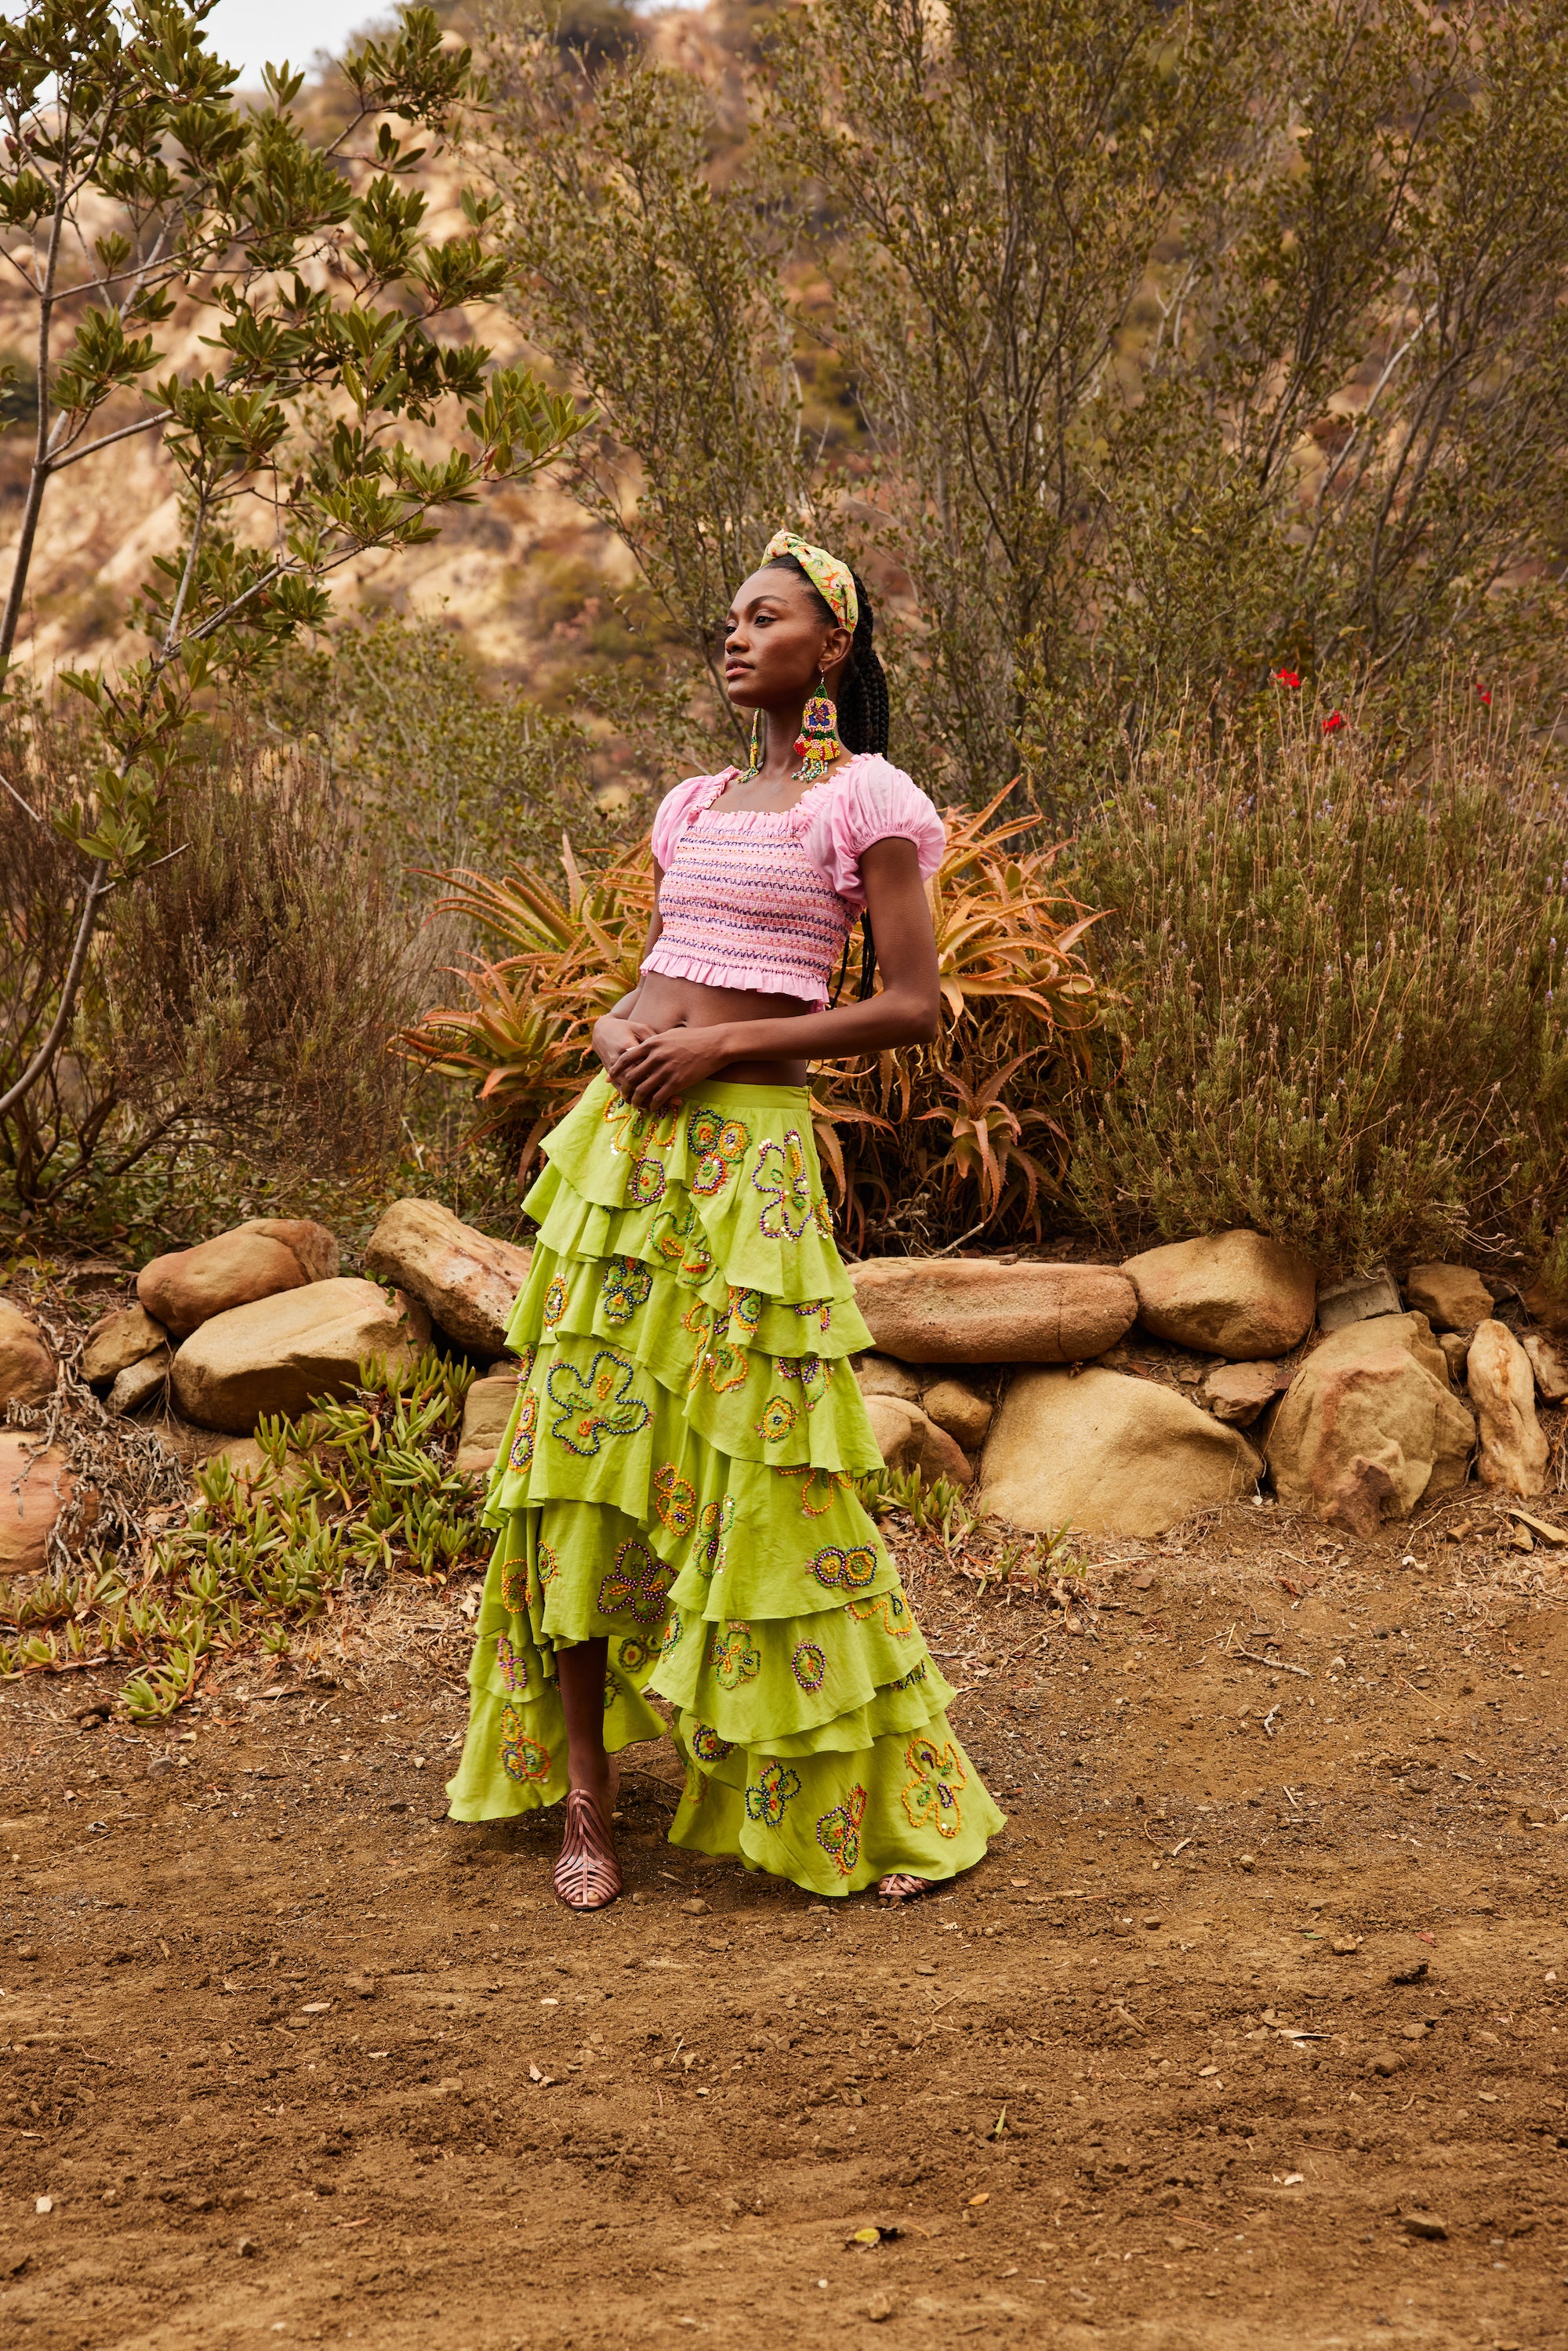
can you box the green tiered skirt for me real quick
[445,1070,1004,1896]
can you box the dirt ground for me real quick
[4,1489,1568,2351]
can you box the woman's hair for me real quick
[762,550,887,997]
[761,553,889,757]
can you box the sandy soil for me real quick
[3,1495,1566,2350]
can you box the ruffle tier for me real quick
[445,1070,1005,1896]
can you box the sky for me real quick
[202,0,396,86]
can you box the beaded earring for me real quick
[793,672,843,784]
[740,707,764,782]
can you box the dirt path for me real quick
[3,1497,1566,2349]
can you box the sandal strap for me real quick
[554,1789,622,1912]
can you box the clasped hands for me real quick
[593,1015,734,1109]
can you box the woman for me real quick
[445,529,1004,1910]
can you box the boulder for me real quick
[1522,1330,1568,1403]
[456,1373,523,1477]
[363,1199,534,1356]
[1199,1361,1286,1428]
[920,1376,994,1453]
[236,1217,339,1285]
[138,1228,310,1341]
[1316,1267,1402,1333]
[171,1279,431,1435]
[978,1367,1261,1537]
[1522,1274,1568,1334]
[1405,1262,1492,1332]
[1122,1232,1316,1359]
[1265,1314,1474,1535]
[862,1394,973,1486]
[0,1302,56,1408]
[0,1434,80,1575]
[850,1258,1135,1365]
[80,1303,169,1388]
[106,1347,172,1415]
[854,1354,922,1403]
[1466,1319,1548,1497]
[1439,1330,1472,1381]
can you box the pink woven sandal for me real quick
[554,1789,622,1912]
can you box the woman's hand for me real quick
[608,1021,735,1110]
[592,1014,659,1086]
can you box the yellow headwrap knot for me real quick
[762,529,858,635]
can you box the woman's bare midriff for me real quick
[631,972,813,1087]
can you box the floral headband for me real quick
[762,528,858,634]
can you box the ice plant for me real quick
[1274,669,1301,689]
[1322,711,1345,734]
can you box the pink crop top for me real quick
[641,753,946,1008]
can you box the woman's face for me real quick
[723,567,852,711]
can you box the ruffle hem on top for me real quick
[444,1068,1005,1897]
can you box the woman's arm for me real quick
[606,836,939,1108]
[590,872,666,1073]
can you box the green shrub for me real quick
[1066,697,1568,1275]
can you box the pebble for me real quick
[1402,2212,1447,2241]
[1368,2048,1403,2077]
[679,1898,710,1917]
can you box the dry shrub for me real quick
[1068,698,1568,1275]
[400,791,1103,1245]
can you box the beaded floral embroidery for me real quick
[754,1395,798,1445]
[815,1783,868,1876]
[775,1463,852,1517]
[710,1620,761,1691]
[793,1297,833,1333]
[790,1640,826,1694]
[694,1493,734,1577]
[536,1541,561,1588]
[658,1613,684,1662]
[684,1760,710,1805]
[690,1721,735,1765]
[778,1352,833,1411]
[597,1537,673,1627]
[684,1298,748,1396]
[546,1349,652,1457]
[602,1670,619,1712]
[604,1094,677,1159]
[499,1554,531,1615]
[601,1255,653,1326]
[687,1106,753,1197]
[495,1631,525,1693]
[542,1274,569,1330]
[725,1285,764,1348]
[891,1659,929,1692]
[900,1733,967,1838]
[744,1761,802,1827]
[499,1707,550,1785]
[848,1589,914,1639]
[808,1540,879,1594]
[653,1461,699,1538]
[651,1202,714,1285]
[753,1130,815,1241]
[618,1634,652,1675]
[629,1156,666,1208]
[507,1389,539,1472]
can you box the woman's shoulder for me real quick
[650,768,737,862]
[804,751,946,902]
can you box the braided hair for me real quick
[762,553,887,998]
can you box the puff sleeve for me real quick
[650,771,731,869]
[801,755,946,910]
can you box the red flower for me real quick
[1322,710,1345,735]
[1475,685,1492,706]
[1274,668,1301,689]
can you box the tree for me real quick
[0,0,580,1140]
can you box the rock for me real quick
[1522,1330,1568,1402]
[0,1435,80,1574]
[106,1347,172,1415]
[171,1279,431,1435]
[1400,2213,1447,2243]
[854,1354,922,1403]
[1405,1262,1492,1331]
[196,1437,307,1500]
[138,1229,310,1341]
[978,1367,1261,1537]
[80,1304,169,1388]
[862,1394,973,1486]
[455,1373,522,1477]
[0,1302,56,1408]
[1199,1361,1286,1428]
[920,1377,993,1452]
[1316,1266,1402,1333]
[1466,1319,1548,1497]
[1439,1330,1472,1381]
[1122,1232,1316,1359]
[363,1199,534,1356]
[1521,1274,1568,1333]
[1367,2048,1403,2077]
[235,1217,339,1285]
[850,1258,1136,1365]
[1265,1315,1474,1534]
